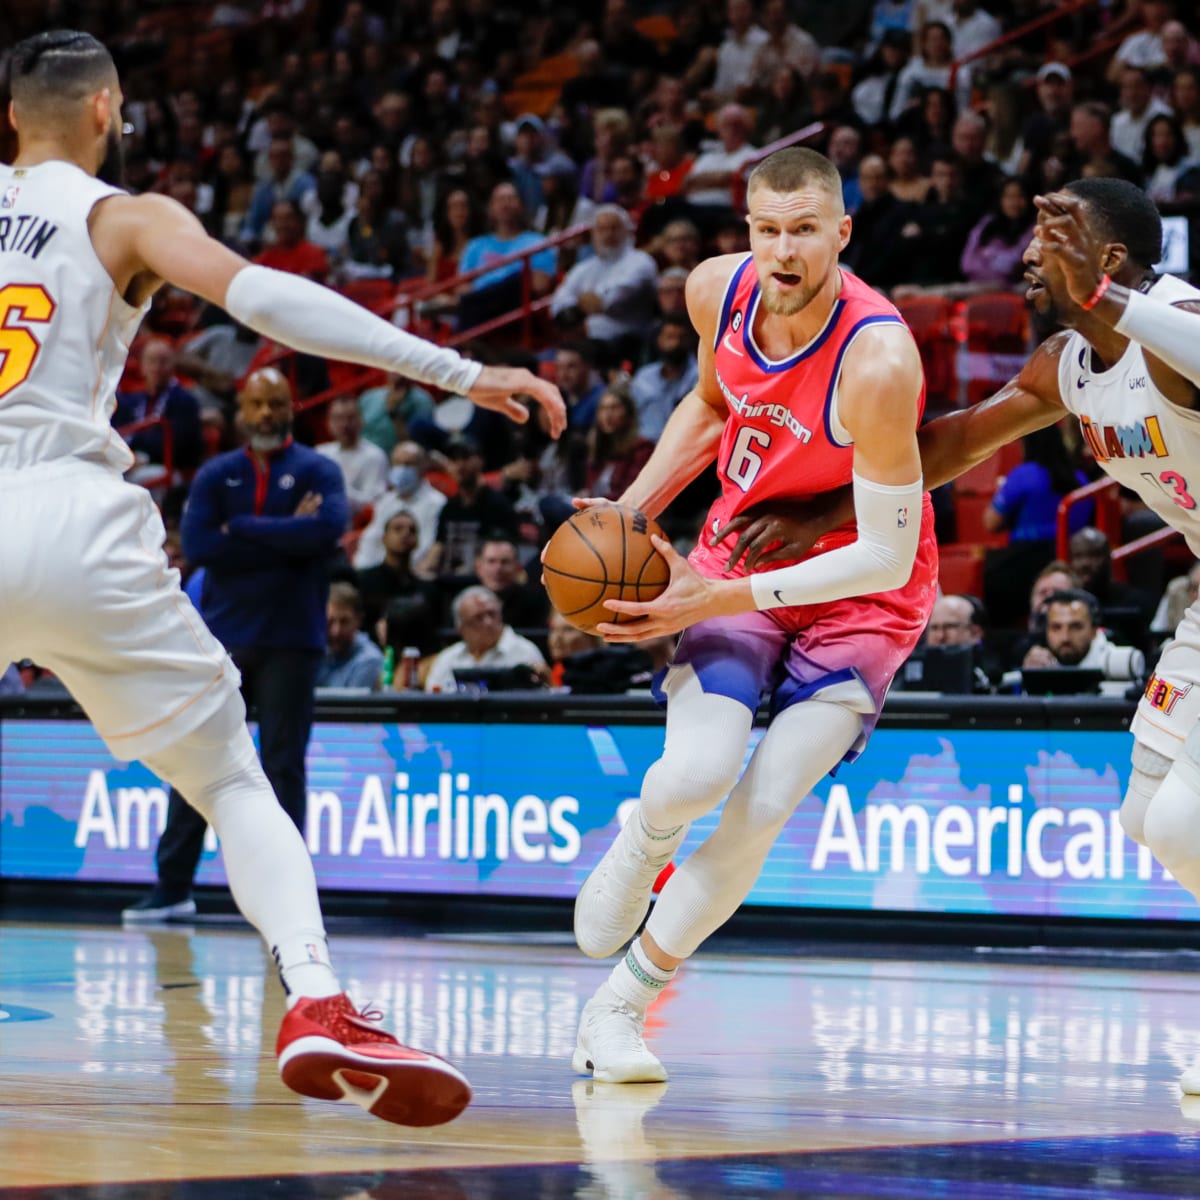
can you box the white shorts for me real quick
[0,460,241,761]
[1132,598,1200,759]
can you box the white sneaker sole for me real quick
[572,1041,668,1084]
[121,899,197,923]
[279,1033,472,1126]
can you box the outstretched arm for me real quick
[93,193,566,436]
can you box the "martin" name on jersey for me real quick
[0,214,58,259]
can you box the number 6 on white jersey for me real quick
[725,426,772,492]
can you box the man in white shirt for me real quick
[550,206,659,349]
[1109,0,1170,81]
[424,586,547,692]
[947,0,1001,63]
[354,440,446,569]
[711,0,769,101]
[682,105,758,210]
[317,394,390,522]
[751,0,819,82]
[1110,66,1172,162]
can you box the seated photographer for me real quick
[1010,589,1145,694]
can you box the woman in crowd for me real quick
[584,385,655,502]
[959,177,1036,289]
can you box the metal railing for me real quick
[732,122,826,211]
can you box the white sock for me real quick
[628,808,688,863]
[271,932,341,1004]
[605,937,675,1015]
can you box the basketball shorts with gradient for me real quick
[1132,599,1200,761]
[0,461,241,762]
[669,517,939,763]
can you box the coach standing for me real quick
[124,368,348,921]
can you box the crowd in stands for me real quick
[4,0,1200,697]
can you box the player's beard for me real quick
[97,123,125,188]
[760,276,817,316]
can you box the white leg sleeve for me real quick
[636,665,755,832]
[1121,741,1174,846]
[1142,723,1200,902]
[142,700,339,998]
[646,699,862,960]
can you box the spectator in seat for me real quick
[1108,0,1171,81]
[644,125,694,205]
[532,161,597,240]
[556,341,607,430]
[1010,63,1073,177]
[584,384,655,501]
[357,375,436,457]
[754,65,808,149]
[956,176,1036,292]
[1069,527,1157,626]
[241,135,316,248]
[356,509,438,634]
[456,182,557,330]
[1066,102,1144,187]
[630,314,700,441]
[842,155,914,288]
[472,537,550,629]
[114,338,204,472]
[580,108,634,206]
[548,611,603,687]
[827,126,865,214]
[681,104,757,232]
[851,27,912,129]
[887,136,929,204]
[304,152,358,266]
[508,114,576,217]
[1171,67,1200,159]
[984,425,1089,544]
[951,113,1006,221]
[1141,113,1198,205]
[751,0,819,86]
[426,188,482,290]
[1152,560,1200,638]
[1111,67,1172,163]
[551,206,659,365]
[427,435,520,581]
[355,441,446,570]
[601,153,651,230]
[317,395,390,522]
[904,593,996,693]
[891,21,969,121]
[655,266,690,318]
[1021,590,1145,686]
[343,169,410,281]
[424,586,547,692]
[946,0,1002,63]
[254,200,329,281]
[175,319,263,433]
[709,0,769,103]
[651,218,702,274]
[892,154,976,290]
[317,582,383,690]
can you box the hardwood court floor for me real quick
[4,918,1200,1197]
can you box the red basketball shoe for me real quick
[277,993,471,1127]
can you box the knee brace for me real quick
[1121,741,1174,846]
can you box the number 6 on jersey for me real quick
[0,283,55,400]
[726,426,773,492]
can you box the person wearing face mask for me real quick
[353,440,446,571]
[127,367,348,920]
[550,205,660,365]
[630,315,700,441]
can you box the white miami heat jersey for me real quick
[0,160,148,472]
[1058,273,1200,556]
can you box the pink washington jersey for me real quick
[667,259,938,759]
[690,257,938,621]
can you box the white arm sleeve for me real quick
[1114,289,1200,389]
[224,265,484,395]
[750,473,923,611]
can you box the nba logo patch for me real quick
[1,185,18,209]
[731,309,742,332]
[897,507,908,528]
[1144,673,1191,715]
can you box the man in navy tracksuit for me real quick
[125,369,348,920]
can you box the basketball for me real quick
[542,505,671,634]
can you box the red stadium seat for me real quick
[938,543,985,597]
[895,295,956,411]
[954,492,1008,549]
[958,292,1030,406]
[955,452,1002,495]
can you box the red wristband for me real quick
[1081,274,1112,311]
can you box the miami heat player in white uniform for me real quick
[1,29,563,1126]
[915,178,1200,1097]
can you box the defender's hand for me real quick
[711,499,831,571]
[1034,192,1106,308]
[468,366,566,437]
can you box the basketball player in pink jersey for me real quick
[570,147,938,1083]
[0,31,564,1126]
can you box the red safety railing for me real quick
[1056,477,1120,560]
[948,0,1101,91]
[116,414,174,491]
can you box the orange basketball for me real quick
[542,505,670,634]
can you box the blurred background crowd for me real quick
[2,0,1198,700]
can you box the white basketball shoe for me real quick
[1181,1057,1200,1095]
[572,983,668,1084]
[574,816,688,959]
